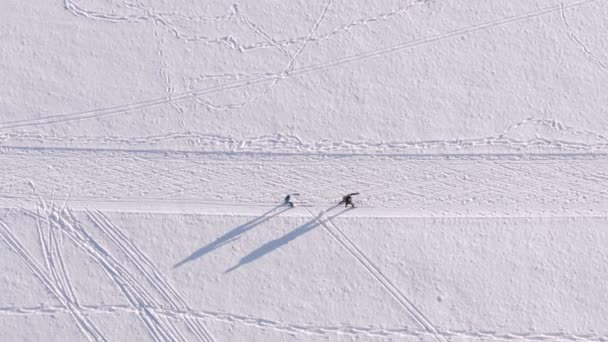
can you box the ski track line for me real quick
[3,141,608,159]
[0,219,107,342]
[47,213,77,304]
[35,204,52,273]
[47,208,185,342]
[0,0,596,130]
[25,208,169,342]
[4,144,608,163]
[61,208,191,342]
[305,207,447,342]
[325,217,446,342]
[44,208,108,341]
[560,1,608,73]
[3,204,607,342]
[1,304,607,342]
[86,209,215,342]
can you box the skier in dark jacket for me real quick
[339,193,359,208]
[284,193,299,207]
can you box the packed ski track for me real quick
[1,146,607,218]
[2,0,608,340]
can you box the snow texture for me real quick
[1,0,608,341]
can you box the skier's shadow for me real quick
[225,204,348,273]
[173,205,289,268]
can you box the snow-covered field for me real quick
[1,0,607,341]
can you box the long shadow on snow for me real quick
[225,205,348,273]
[174,205,288,268]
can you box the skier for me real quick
[339,193,359,208]
[284,193,299,207]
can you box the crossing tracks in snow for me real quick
[306,206,447,342]
[3,205,217,342]
[2,148,608,340]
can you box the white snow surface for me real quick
[1,0,608,341]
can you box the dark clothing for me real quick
[284,194,294,207]
[339,195,355,208]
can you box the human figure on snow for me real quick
[284,193,299,207]
[339,192,359,208]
